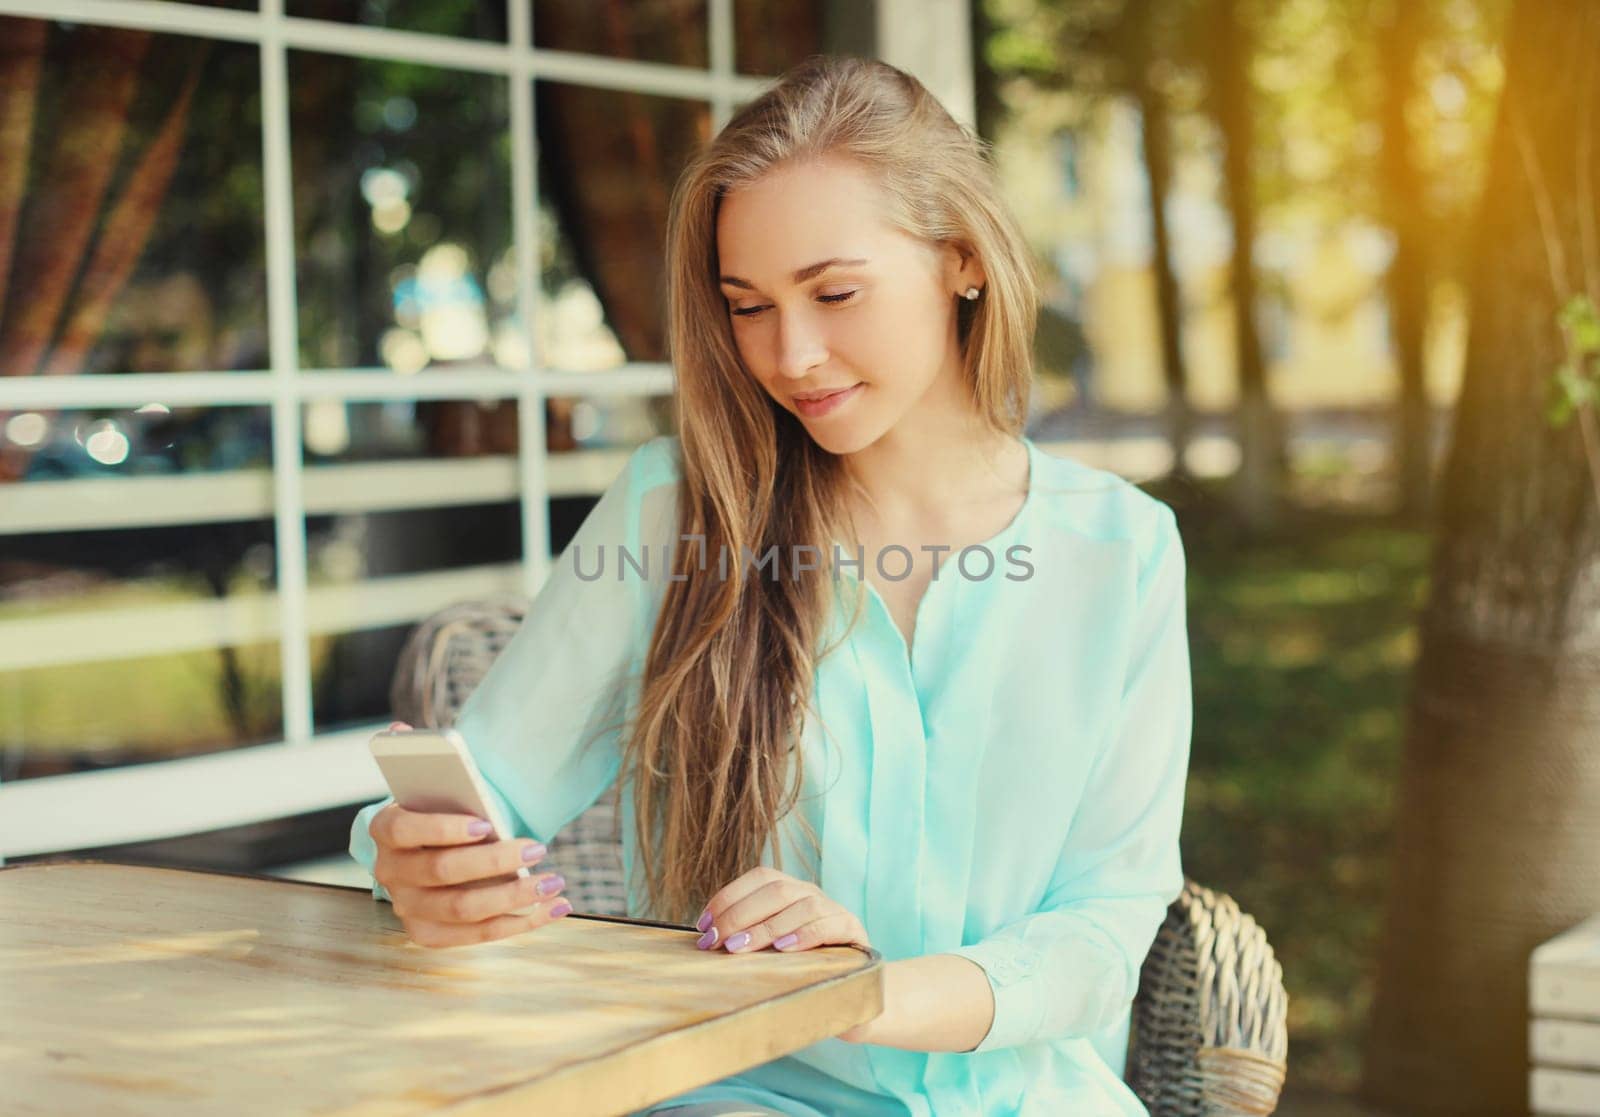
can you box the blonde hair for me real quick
[624,54,1040,924]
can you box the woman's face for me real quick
[715,154,983,456]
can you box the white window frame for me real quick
[0,0,973,861]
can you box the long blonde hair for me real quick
[625,55,1040,924]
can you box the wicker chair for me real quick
[390,599,1289,1116]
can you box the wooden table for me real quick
[1,861,883,1116]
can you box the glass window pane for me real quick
[290,52,513,371]
[298,394,524,734]
[302,398,521,463]
[306,496,522,736]
[314,621,416,735]
[0,19,265,377]
[734,0,877,77]
[287,0,507,39]
[535,83,710,369]
[4,641,284,780]
[3,404,271,484]
[2,404,279,780]
[309,501,521,584]
[533,0,708,69]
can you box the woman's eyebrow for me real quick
[719,257,869,290]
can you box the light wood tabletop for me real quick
[1,861,884,1117]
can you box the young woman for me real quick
[351,55,1192,1117]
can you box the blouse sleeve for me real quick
[348,437,678,901]
[948,502,1192,1052]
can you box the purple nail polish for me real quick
[522,843,547,862]
[468,820,493,837]
[697,927,719,949]
[696,909,713,933]
[536,874,565,896]
[725,931,751,952]
[549,899,573,918]
[774,933,799,950]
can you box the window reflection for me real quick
[290,51,512,371]
[302,398,518,462]
[4,641,285,781]
[287,0,507,39]
[1,510,281,781]
[7,404,271,482]
[534,81,710,370]
[0,19,265,381]
[533,0,708,68]
[733,1,875,76]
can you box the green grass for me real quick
[1164,488,1431,1092]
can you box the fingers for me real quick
[396,837,549,889]
[713,890,833,953]
[370,805,548,899]
[694,869,869,954]
[694,866,786,945]
[371,803,503,852]
[761,910,869,953]
[392,869,568,930]
[403,891,575,949]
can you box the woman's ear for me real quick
[943,241,987,297]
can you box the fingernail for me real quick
[696,909,713,933]
[774,933,799,951]
[522,843,547,862]
[536,874,565,896]
[697,926,719,949]
[724,931,751,952]
[549,899,573,918]
[468,820,493,837]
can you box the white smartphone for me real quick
[367,727,543,916]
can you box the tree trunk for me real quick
[1128,0,1193,478]
[1377,0,1433,519]
[1208,0,1279,529]
[1362,4,1600,1114]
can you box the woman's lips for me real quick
[794,383,863,418]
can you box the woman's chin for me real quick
[801,419,875,456]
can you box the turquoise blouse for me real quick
[349,433,1192,1117]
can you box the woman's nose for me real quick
[775,311,828,380]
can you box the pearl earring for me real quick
[963,286,981,301]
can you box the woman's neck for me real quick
[841,417,1027,536]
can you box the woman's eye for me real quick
[730,291,857,319]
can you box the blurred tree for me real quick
[1202,0,1282,529]
[980,0,1197,471]
[1127,0,1195,478]
[1362,2,1600,1113]
[1375,0,1432,518]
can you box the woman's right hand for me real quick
[368,801,572,948]
[371,800,572,947]
[369,720,571,947]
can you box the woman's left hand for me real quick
[696,867,882,1042]
[696,867,872,956]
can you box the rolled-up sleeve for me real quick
[347,437,677,902]
[949,503,1192,1052]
